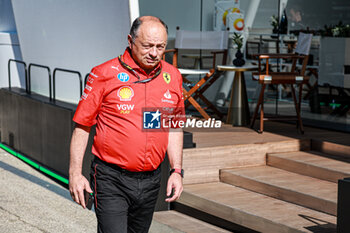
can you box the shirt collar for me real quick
[121,47,161,77]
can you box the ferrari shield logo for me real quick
[163,72,171,84]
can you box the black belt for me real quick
[94,156,161,179]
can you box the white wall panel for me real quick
[11,0,131,103]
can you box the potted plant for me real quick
[320,21,350,37]
[270,15,279,35]
[232,32,245,67]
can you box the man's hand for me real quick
[69,124,91,208]
[69,173,93,208]
[166,128,183,202]
[165,172,183,202]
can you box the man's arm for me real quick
[69,123,93,208]
[165,128,183,202]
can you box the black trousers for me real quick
[90,157,161,233]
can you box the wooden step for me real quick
[220,166,337,215]
[152,211,230,233]
[267,151,350,183]
[311,139,350,158]
[178,182,336,233]
[183,139,310,185]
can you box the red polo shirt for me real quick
[73,48,185,171]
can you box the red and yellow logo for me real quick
[223,7,241,26]
[234,18,244,31]
[117,86,134,101]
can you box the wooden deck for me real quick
[158,121,350,233]
[153,211,231,233]
[185,121,350,148]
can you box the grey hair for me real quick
[129,16,168,42]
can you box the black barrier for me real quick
[337,177,350,232]
[0,88,195,211]
[28,63,52,100]
[8,59,28,93]
[0,88,92,178]
[53,68,82,102]
[345,65,350,75]
[0,89,20,149]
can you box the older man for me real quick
[69,16,185,233]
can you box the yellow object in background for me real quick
[226,12,245,32]
[222,7,241,26]
[214,0,241,31]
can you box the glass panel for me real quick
[139,0,350,132]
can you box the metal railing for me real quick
[8,59,28,92]
[7,59,83,103]
[53,68,82,102]
[28,63,52,100]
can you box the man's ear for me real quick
[127,35,133,48]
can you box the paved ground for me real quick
[0,148,181,233]
[0,149,97,233]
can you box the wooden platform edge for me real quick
[150,217,185,233]
[183,138,311,153]
[220,168,337,216]
[267,152,350,183]
[152,210,230,233]
[311,139,350,158]
[183,139,311,185]
[178,190,305,233]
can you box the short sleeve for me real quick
[73,67,105,126]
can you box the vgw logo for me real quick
[143,110,161,129]
[117,104,134,114]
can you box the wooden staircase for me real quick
[220,165,337,215]
[152,211,230,233]
[267,151,350,183]
[173,139,350,233]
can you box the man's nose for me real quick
[149,47,157,58]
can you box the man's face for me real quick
[128,21,167,72]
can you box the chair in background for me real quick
[164,27,229,119]
[250,32,313,133]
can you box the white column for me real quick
[129,0,140,25]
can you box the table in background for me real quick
[217,65,258,126]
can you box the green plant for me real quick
[270,15,279,30]
[320,21,350,37]
[232,32,243,50]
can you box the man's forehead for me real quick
[139,20,166,33]
[137,22,167,41]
